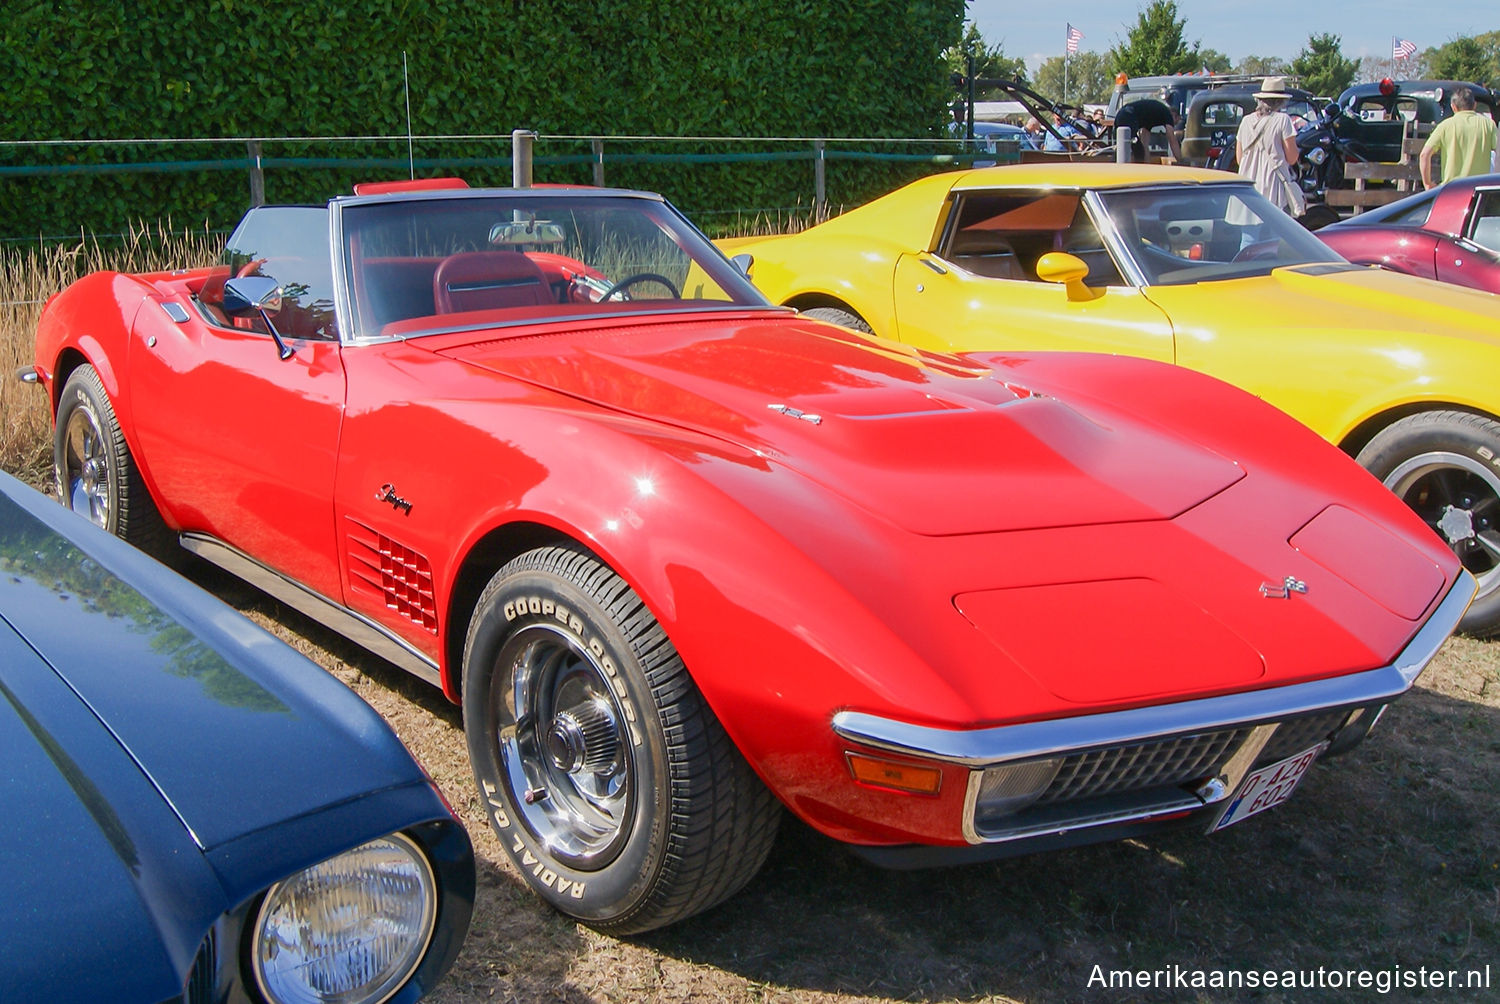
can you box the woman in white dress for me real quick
[1233,77,1306,218]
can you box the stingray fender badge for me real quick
[1260,576,1307,599]
[376,483,413,516]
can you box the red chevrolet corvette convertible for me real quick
[26,179,1472,933]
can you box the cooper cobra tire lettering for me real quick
[498,594,643,745]
[461,544,780,933]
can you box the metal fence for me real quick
[0,129,1009,240]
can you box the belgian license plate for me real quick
[1212,742,1328,832]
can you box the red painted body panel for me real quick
[1318,176,1500,295]
[32,197,1464,852]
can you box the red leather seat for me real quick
[432,251,553,313]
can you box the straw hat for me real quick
[1254,76,1293,99]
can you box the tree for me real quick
[944,20,1028,95]
[1108,1,1202,77]
[1235,55,1288,77]
[1427,33,1500,83]
[1199,48,1232,73]
[1034,51,1112,105]
[1289,32,1358,99]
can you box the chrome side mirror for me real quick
[223,276,294,360]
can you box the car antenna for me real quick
[403,51,415,180]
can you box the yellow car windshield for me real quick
[1097,184,1345,286]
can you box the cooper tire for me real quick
[461,545,780,933]
[800,306,874,334]
[53,364,174,557]
[1356,410,1500,636]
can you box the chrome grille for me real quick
[1259,709,1350,763]
[1037,727,1252,804]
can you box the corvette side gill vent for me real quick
[346,518,439,633]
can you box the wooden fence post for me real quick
[592,138,605,187]
[512,129,536,188]
[814,139,826,222]
[247,140,265,207]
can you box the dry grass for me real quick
[0,225,221,480]
[5,226,1496,1003]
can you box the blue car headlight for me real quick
[251,832,438,1004]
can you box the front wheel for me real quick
[461,545,780,933]
[53,364,173,557]
[1356,411,1500,636]
[799,306,873,333]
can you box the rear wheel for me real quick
[800,306,873,334]
[1356,411,1500,636]
[53,364,173,556]
[461,545,780,933]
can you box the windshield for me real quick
[1095,184,1345,285]
[340,193,768,339]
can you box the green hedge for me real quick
[0,0,964,237]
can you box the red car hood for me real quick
[430,314,1244,535]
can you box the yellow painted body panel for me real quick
[721,165,1500,448]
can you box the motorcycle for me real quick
[1210,103,1370,229]
[1292,103,1376,201]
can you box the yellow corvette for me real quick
[722,163,1500,634]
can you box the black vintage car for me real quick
[0,470,474,1003]
[1335,80,1499,162]
[1181,84,1321,166]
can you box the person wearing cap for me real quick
[1419,86,1500,188]
[1231,76,1306,217]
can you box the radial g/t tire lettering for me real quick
[1356,410,1500,637]
[461,544,780,933]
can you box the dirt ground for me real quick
[188,561,1499,1004]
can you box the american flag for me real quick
[1066,24,1084,54]
[1393,37,1417,60]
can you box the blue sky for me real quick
[965,1,1493,72]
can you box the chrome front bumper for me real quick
[833,570,1475,845]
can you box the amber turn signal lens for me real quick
[845,752,943,795]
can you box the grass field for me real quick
[4,236,1497,1003]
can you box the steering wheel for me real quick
[1232,239,1281,263]
[598,272,680,301]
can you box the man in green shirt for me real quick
[1419,86,1499,188]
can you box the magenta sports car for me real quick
[1317,174,1500,295]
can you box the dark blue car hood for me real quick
[0,617,210,1001]
[0,477,434,998]
[0,483,423,851]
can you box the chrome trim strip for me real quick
[833,570,1474,768]
[179,533,442,687]
[159,301,191,323]
[963,784,1208,845]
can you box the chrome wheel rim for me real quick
[494,623,632,869]
[61,403,110,529]
[1385,451,1500,599]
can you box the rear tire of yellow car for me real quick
[53,364,174,558]
[1356,410,1500,637]
[461,544,781,934]
[800,306,873,334]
